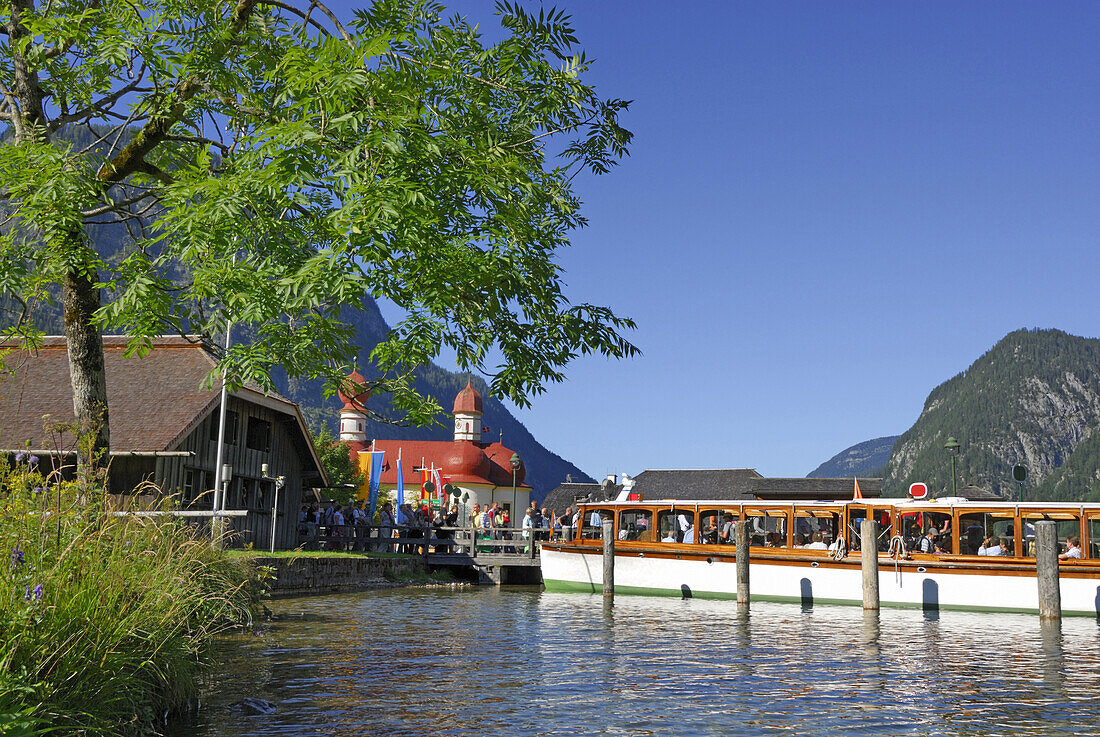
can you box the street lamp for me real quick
[944,436,960,497]
[510,452,521,528]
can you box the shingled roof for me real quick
[0,336,319,477]
[750,477,882,500]
[542,480,621,515]
[631,469,764,501]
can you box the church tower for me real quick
[338,369,370,445]
[453,381,483,442]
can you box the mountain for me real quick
[880,329,1100,499]
[272,299,594,501]
[807,435,898,478]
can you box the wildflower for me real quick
[32,487,44,498]
[10,547,24,568]
[23,584,42,602]
[14,453,24,463]
[27,456,38,466]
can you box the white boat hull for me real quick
[541,547,1100,616]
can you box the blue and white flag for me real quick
[367,450,385,520]
[395,454,405,510]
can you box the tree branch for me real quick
[49,63,147,131]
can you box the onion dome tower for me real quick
[338,369,370,445]
[453,381,483,442]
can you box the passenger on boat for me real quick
[765,532,783,547]
[805,532,828,550]
[1060,536,1082,560]
[683,524,696,544]
[702,517,719,545]
[918,528,938,554]
[661,529,677,543]
[719,513,735,544]
[978,536,1003,556]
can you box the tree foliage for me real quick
[0,0,637,463]
[311,425,362,500]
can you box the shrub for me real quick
[0,453,263,734]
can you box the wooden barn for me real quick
[0,335,326,549]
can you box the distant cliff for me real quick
[879,329,1100,499]
[807,436,898,479]
[274,299,594,501]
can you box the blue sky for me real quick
[352,1,1100,479]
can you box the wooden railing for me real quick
[297,523,567,560]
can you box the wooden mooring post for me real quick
[602,520,614,598]
[860,519,879,611]
[1035,520,1061,619]
[735,521,749,606]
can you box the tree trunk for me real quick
[9,0,111,473]
[62,263,110,472]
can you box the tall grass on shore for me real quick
[0,453,264,735]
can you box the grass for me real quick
[0,455,264,735]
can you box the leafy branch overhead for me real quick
[0,0,637,450]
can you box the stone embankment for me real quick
[253,556,427,597]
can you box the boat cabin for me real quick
[571,498,1100,560]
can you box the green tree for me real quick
[312,426,362,504]
[0,0,636,469]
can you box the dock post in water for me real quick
[1035,520,1061,619]
[735,521,749,606]
[860,519,879,611]
[602,519,614,598]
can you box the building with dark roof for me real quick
[0,336,326,549]
[542,469,881,513]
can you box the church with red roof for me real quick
[339,375,530,517]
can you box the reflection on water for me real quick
[170,588,1100,736]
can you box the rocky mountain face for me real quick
[879,329,1100,499]
[273,299,594,501]
[807,436,898,479]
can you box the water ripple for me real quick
[170,588,1100,736]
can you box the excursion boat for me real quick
[539,497,1100,616]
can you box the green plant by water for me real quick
[0,450,264,735]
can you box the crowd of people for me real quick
[298,498,570,553]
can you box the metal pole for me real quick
[735,521,749,606]
[950,454,957,497]
[1036,520,1061,619]
[512,468,517,528]
[602,519,614,597]
[210,321,232,547]
[269,478,283,554]
[861,519,879,610]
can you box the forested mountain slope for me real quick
[880,329,1100,499]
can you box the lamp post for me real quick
[510,452,521,525]
[944,436,960,497]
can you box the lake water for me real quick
[170,587,1100,736]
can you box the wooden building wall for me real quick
[154,395,317,550]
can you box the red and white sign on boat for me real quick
[908,482,929,499]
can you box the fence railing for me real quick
[297,522,567,559]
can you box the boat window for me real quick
[618,509,653,542]
[793,510,838,549]
[657,509,695,543]
[1088,517,1100,558]
[715,510,739,545]
[872,509,893,551]
[897,511,952,553]
[745,510,787,547]
[699,510,721,545]
[581,508,613,539]
[1022,514,1081,557]
[957,513,1015,555]
[846,509,867,551]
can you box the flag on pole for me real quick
[853,477,863,500]
[432,468,444,504]
[366,450,385,519]
[395,454,405,509]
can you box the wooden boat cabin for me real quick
[568,498,1100,561]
